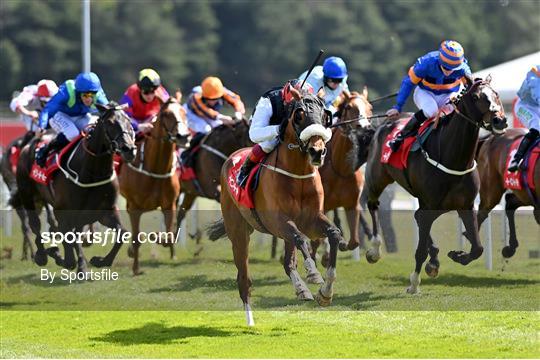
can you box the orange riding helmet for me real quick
[201,76,225,99]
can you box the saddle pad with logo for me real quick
[177,146,201,181]
[30,135,83,185]
[504,138,540,191]
[381,117,435,170]
[227,148,262,209]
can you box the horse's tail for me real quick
[206,218,227,241]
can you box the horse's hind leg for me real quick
[127,209,144,275]
[407,209,442,294]
[425,235,440,278]
[73,227,88,274]
[449,209,484,265]
[283,239,314,301]
[221,191,254,325]
[364,172,392,264]
[15,207,34,260]
[162,205,177,260]
[502,193,523,258]
[345,206,361,250]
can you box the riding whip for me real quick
[300,49,325,89]
[369,92,398,104]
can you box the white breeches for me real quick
[413,86,459,118]
[49,112,94,140]
[515,98,540,130]
[184,105,223,134]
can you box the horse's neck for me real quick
[438,101,480,168]
[275,132,315,175]
[144,122,175,172]
[208,127,244,155]
[329,129,355,176]
[80,126,113,178]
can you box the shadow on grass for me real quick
[92,322,234,345]
[149,274,288,293]
[380,272,539,288]
[5,273,72,287]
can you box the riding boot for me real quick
[237,144,266,188]
[389,110,428,152]
[180,132,205,168]
[36,133,69,168]
[19,131,35,148]
[508,128,539,172]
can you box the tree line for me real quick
[1,0,539,112]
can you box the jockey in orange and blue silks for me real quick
[119,68,170,138]
[508,65,540,172]
[35,72,109,167]
[387,40,473,152]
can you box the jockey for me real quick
[508,65,540,172]
[298,56,349,117]
[9,79,58,147]
[236,79,314,187]
[386,40,473,152]
[182,76,245,160]
[119,68,170,139]
[35,72,109,167]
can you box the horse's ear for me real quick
[363,86,369,99]
[316,87,325,99]
[96,103,108,113]
[175,90,182,103]
[290,87,302,101]
[342,90,351,100]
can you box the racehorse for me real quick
[1,134,55,260]
[176,120,251,248]
[465,128,539,257]
[119,96,191,275]
[207,88,346,325]
[16,103,136,272]
[364,77,507,293]
[310,89,375,263]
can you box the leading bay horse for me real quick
[364,77,507,293]
[208,89,346,325]
[16,103,136,272]
[466,128,539,258]
[119,96,191,275]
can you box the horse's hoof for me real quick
[365,249,380,264]
[127,246,134,258]
[338,240,348,252]
[90,256,110,268]
[502,246,516,258]
[133,270,144,276]
[170,255,178,261]
[425,262,439,278]
[193,246,204,257]
[189,229,202,241]
[306,272,324,285]
[34,251,48,266]
[315,289,332,307]
[321,253,329,268]
[406,286,420,294]
[296,290,314,301]
[347,241,359,251]
[447,250,471,265]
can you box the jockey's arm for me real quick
[249,97,279,143]
[38,86,68,129]
[223,89,246,116]
[394,65,425,112]
[10,89,39,120]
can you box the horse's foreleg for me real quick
[45,203,58,231]
[358,211,372,249]
[278,220,323,285]
[332,209,343,234]
[15,207,34,260]
[128,209,143,275]
[449,209,483,265]
[162,206,177,260]
[312,214,344,306]
[27,207,47,266]
[345,206,360,250]
[271,236,278,259]
[365,200,383,263]
[90,208,127,269]
[425,235,440,278]
[502,193,523,258]
[283,239,313,301]
[73,227,88,274]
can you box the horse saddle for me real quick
[504,137,540,191]
[30,135,83,185]
[227,148,264,209]
[381,117,436,170]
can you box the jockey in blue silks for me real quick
[387,40,473,152]
[508,65,540,172]
[35,72,109,167]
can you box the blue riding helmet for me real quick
[323,57,348,78]
[74,72,102,92]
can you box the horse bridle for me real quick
[284,99,331,153]
[451,80,505,131]
[84,108,133,156]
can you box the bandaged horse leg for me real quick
[283,240,313,300]
[280,220,323,286]
[314,220,343,306]
[365,200,383,263]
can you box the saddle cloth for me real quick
[504,138,540,191]
[30,135,83,185]
[226,148,263,209]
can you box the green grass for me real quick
[1,203,539,358]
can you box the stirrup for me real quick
[237,169,249,188]
[389,138,403,152]
[508,158,522,172]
